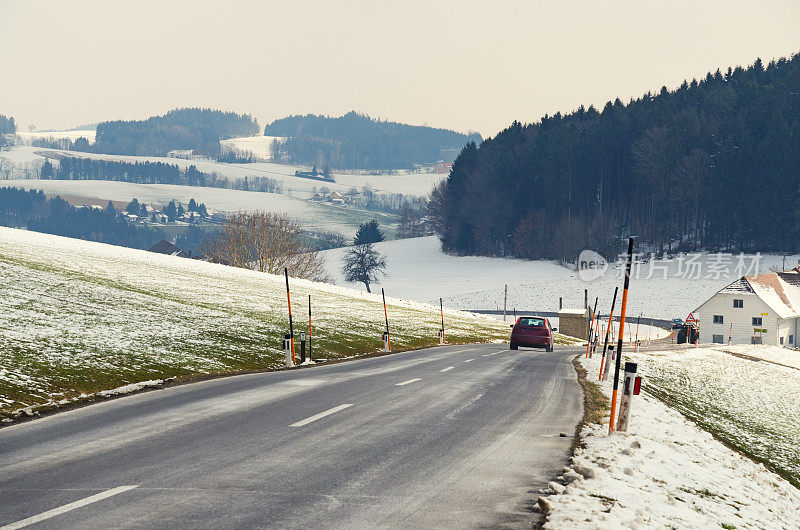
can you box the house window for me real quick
[790,335,794,344]
[780,336,784,345]
[733,299,743,308]
[752,317,763,326]
[752,335,762,344]
[712,334,724,343]
[713,315,724,324]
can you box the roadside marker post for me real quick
[599,287,619,381]
[634,313,641,352]
[609,237,635,434]
[300,332,307,364]
[382,288,391,352]
[616,361,640,432]
[586,297,599,358]
[440,298,446,345]
[728,323,732,345]
[503,284,508,321]
[283,334,293,367]
[308,295,312,360]
[284,268,295,364]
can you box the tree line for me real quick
[0,114,15,148]
[41,156,283,194]
[89,108,259,156]
[431,53,800,260]
[266,111,482,170]
[0,187,163,249]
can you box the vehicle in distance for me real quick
[509,316,555,352]
[671,318,684,329]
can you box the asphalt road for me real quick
[0,343,583,529]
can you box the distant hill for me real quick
[265,111,482,170]
[432,53,800,260]
[94,108,259,156]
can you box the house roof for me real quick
[714,272,800,319]
[149,240,188,257]
[558,307,588,316]
[718,277,754,294]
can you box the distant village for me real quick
[84,197,226,227]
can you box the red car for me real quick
[510,316,556,352]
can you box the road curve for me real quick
[0,343,582,529]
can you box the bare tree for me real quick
[203,211,330,281]
[342,243,387,293]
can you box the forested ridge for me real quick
[266,111,482,170]
[431,53,800,260]
[93,108,259,156]
[40,156,283,194]
[0,187,162,249]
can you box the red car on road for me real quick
[510,316,556,352]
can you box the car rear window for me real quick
[518,317,546,327]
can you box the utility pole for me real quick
[503,284,507,321]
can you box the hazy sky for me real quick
[1,0,798,137]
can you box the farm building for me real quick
[557,307,591,340]
[167,149,202,160]
[149,240,189,258]
[694,269,800,346]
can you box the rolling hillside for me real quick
[0,228,507,419]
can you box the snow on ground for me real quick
[15,129,96,143]
[220,135,285,160]
[0,146,444,198]
[538,353,800,529]
[717,343,800,370]
[0,179,396,237]
[589,319,671,342]
[627,346,800,488]
[0,227,507,417]
[321,236,799,319]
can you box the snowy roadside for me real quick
[1,379,168,424]
[536,354,800,529]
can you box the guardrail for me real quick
[465,310,672,330]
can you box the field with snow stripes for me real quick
[629,346,800,488]
[0,227,508,419]
[0,145,445,198]
[538,352,800,529]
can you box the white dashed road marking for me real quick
[1,485,140,530]
[291,404,353,427]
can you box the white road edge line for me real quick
[395,378,421,386]
[440,366,454,372]
[290,404,353,427]
[464,359,474,363]
[1,485,139,530]
[483,351,503,357]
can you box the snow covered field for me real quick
[15,129,96,144]
[0,227,507,418]
[0,178,396,237]
[321,236,798,320]
[0,146,444,198]
[628,345,800,489]
[220,135,285,160]
[538,353,800,528]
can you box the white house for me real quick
[694,270,800,347]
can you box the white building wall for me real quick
[696,292,780,346]
[777,318,796,347]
